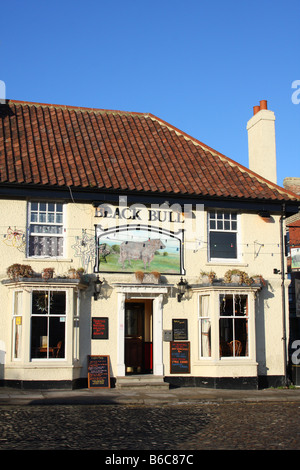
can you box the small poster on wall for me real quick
[92,317,109,339]
[172,319,188,340]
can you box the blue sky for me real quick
[1,0,299,187]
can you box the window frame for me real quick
[198,295,211,359]
[12,290,23,360]
[30,288,67,361]
[219,293,249,359]
[27,201,65,258]
[208,210,240,262]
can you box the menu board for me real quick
[92,317,109,339]
[172,319,188,340]
[170,342,190,374]
[88,355,110,388]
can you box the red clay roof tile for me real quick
[0,100,299,203]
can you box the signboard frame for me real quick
[170,341,190,374]
[88,355,111,388]
[172,319,188,340]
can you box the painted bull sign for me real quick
[119,238,165,269]
[95,225,183,274]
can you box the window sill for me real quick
[2,277,89,289]
[194,359,258,365]
[206,261,248,267]
[24,258,73,262]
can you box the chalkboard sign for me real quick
[88,355,111,388]
[170,342,190,374]
[92,317,109,339]
[172,319,188,340]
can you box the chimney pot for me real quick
[260,100,268,110]
[253,105,260,115]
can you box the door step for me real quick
[116,375,169,390]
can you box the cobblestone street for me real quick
[0,402,299,451]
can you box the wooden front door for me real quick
[125,303,145,374]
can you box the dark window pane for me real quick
[220,294,233,316]
[31,316,48,358]
[219,318,233,356]
[235,295,248,316]
[32,291,48,314]
[49,317,65,358]
[50,292,66,315]
[210,232,237,259]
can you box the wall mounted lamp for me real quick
[94,275,103,300]
[177,277,191,302]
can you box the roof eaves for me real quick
[146,113,300,202]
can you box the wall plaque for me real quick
[92,317,109,339]
[172,319,188,340]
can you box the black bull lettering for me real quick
[119,239,166,269]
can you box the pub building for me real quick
[0,99,299,390]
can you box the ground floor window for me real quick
[219,294,248,357]
[198,295,211,358]
[13,291,23,359]
[198,291,250,360]
[31,290,66,359]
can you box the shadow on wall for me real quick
[0,341,5,380]
[255,284,275,376]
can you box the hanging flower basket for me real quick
[200,271,216,284]
[251,275,266,286]
[7,264,34,281]
[134,271,161,284]
[224,269,251,285]
[68,268,81,279]
[135,271,144,283]
[42,267,54,280]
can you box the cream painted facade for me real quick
[0,196,290,389]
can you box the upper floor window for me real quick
[208,211,238,260]
[28,202,64,257]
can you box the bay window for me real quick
[198,291,251,361]
[12,291,23,359]
[31,290,66,359]
[198,295,211,358]
[219,294,248,357]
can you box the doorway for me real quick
[125,301,153,375]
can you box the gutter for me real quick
[280,203,288,386]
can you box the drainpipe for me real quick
[280,204,288,386]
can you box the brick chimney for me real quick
[283,177,300,195]
[247,100,277,184]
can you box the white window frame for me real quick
[27,201,65,258]
[198,295,211,359]
[208,210,240,262]
[219,293,249,359]
[30,288,67,361]
[12,290,23,360]
[73,290,80,362]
